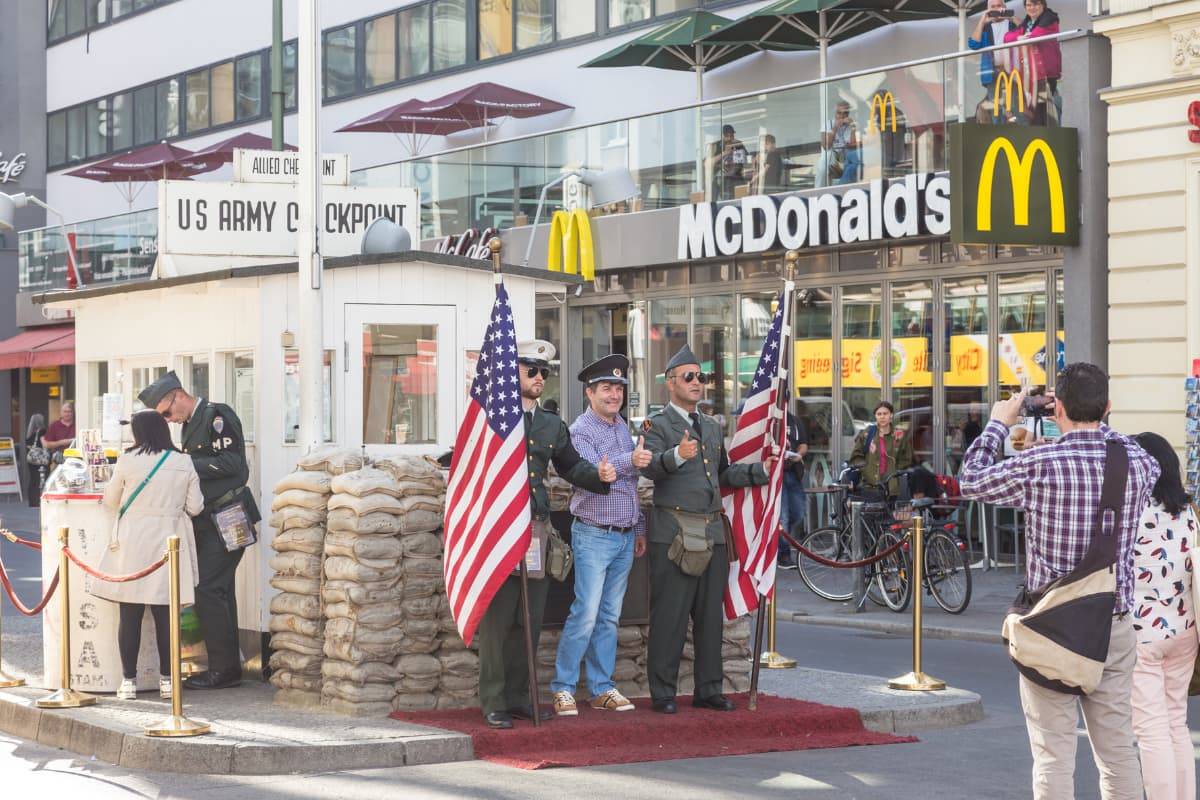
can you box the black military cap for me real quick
[137,370,183,409]
[664,343,700,375]
[578,353,629,386]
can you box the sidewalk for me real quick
[775,561,1021,645]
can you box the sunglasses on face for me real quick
[673,371,709,385]
[159,393,178,419]
[524,366,551,380]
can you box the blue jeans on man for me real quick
[778,471,806,563]
[552,521,636,698]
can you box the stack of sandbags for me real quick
[721,616,753,694]
[297,445,365,476]
[614,625,649,699]
[534,628,561,702]
[267,469,333,704]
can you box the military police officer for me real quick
[639,344,775,714]
[140,371,260,690]
[475,340,616,729]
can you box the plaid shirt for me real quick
[959,420,1160,613]
[569,408,645,537]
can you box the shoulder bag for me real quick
[1001,439,1128,696]
[211,486,259,552]
[107,450,173,552]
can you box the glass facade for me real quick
[48,0,177,44]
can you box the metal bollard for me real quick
[758,595,796,669]
[888,516,946,691]
[38,527,97,708]
[0,578,25,688]
[146,536,210,737]
[850,501,865,612]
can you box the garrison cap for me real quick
[578,353,629,385]
[137,370,183,409]
[664,343,700,375]
[517,339,556,366]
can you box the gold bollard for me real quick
[0,577,25,688]
[146,536,210,737]
[38,528,97,708]
[888,516,946,691]
[758,595,797,669]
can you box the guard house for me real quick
[33,251,581,671]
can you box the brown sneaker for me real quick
[553,691,578,716]
[590,689,634,712]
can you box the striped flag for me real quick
[443,281,532,646]
[722,285,793,620]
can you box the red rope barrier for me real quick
[1,530,41,551]
[0,557,59,616]
[783,529,910,569]
[63,546,166,583]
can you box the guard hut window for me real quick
[363,324,438,445]
[284,350,335,445]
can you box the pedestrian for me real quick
[24,413,47,507]
[476,340,616,729]
[1003,0,1063,124]
[639,344,775,714]
[848,401,913,496]
[1130,431,1199,800]
[778,406,808,569]
[967,0,1018,122]
[139,371,260,690]
[42,402,75,461]
[552,354,650,717]
[93,410,203,700]
[959,363,1159,800]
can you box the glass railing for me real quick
[18,208,157,293]
[355,33,1074,239]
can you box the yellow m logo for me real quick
[868,92,897,133]
[993,70,1025,115]
[976,137,1065,234]
[547,208,595,281]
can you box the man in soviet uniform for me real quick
[639,344,774,714]
[140,371,260,690]
[475,340,616,729]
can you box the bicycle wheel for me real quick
[925,530,973,614]
[796,527,855,601]
[873,530,911,612]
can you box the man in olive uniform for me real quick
[139,371,260,690]
[475,340,616,729]
[640,344,774,714]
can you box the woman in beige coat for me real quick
[92,410,203,700]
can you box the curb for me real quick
[0,689,473,775]
[857,694,985,734]
[779,608,1005,645]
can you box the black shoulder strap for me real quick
[864,425,876,454]
[1093,439,1129,563]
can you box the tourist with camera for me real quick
[958,364,1160,800]
[968,0,1019,122]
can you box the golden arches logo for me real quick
[993,70,1025,115]
[547,208,595,281]
[868,92,897,133]
[976,137,1065,234]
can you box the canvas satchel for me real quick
[667,509,714,577]
[1001,439,1128,696]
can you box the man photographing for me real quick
[958,363,1159,799]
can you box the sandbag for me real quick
[322,679,397,704]
[271,489,330,512]
[270,632,324,656]
[438,673,477,692]
[269,506,326,531]
[402,558,442,577]
[401,575,441,599]
[324,530,403,561]
[324,601,403,629]
[322,659,400,685]
[398,674,440,692]
[395,654,440,677]
[390,479,448,497]
[401,532,442,557]
[374,455,444,484]
[327,509,401,535]
[398,509,442,534]
[331,467,403,498]
[403,619,439,640]
[271,527,325,556]
[269,613,323,638]
[395,634,440,655]
[274,470,334,495]
[270,592,321,620]
[322,579,399,607]
[401,596,439,619]
[324,555,401,583]
[617,627,644,648]
[723,617,751,642]
[612,658,639,682]
[269,648,322,675]
[437,634,468,653]
[436,694,478,711]
[398,495,445,514]
[269,574,321,595]
[324,638,401,663]
[298,446,364,475]
[269,670,321,692]
[391,692,437,712]
[269,552,322,578]
[328,493,406,516]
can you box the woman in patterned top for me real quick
[1131,431,1199,800]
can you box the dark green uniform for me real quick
[182,398,260,674]
[475,404,608,715]
[640,405,765,702]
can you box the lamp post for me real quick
[520,168,640,268]
[1,192,80,288]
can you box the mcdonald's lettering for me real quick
[993,70,1025,115]
[868,92,898,133]
[976,138,1065,233]
[547,208,596,281]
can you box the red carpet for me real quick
[389,693,916,769]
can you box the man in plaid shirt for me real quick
[959,363,1159,800]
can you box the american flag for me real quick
[722,286,792,620]
[443,281,532,645]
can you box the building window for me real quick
[86,100,107,158]
[479,0,513,59]
[433,0,467,70]
[235,55,263,120]
[283,42,298,110]
[48,112,67,167]
[517,0,554,49]
[67,106,86,162]
[609,0,650,28]
[224,352,256,443]
[158,77,180,139]
[283,350,335,444]
[210,61,235,127]
[399,4,431,79]
[324,25,358,98]
[133,85,156,145]
[362,324,438,445]
[111,92,133,151]
[556,0,595,39]
[50,0,174,44]
[365,13,398,88]
[186,69,210,132]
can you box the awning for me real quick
[0,326,75,370]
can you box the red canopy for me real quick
[337,99,485,136]
[64,142,206,182]
[0,326,75,370]
[416,82,573,126]
[185,132,297,171]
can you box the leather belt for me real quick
[581,521,634,534]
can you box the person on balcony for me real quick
[1004,0,1062,125]
[968,0,1019,123]
[815,102,861,187]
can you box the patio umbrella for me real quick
[64,141,209,207]
[184,132,296,171]
[414,82,573,141]
[336,98,490,156]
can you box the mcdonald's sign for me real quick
[949,122,1079,246]
[868,92,898,133]
[993,69,1025,116]
[546,208,596,280]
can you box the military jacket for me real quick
[181,399,261,520]
[640,405,765,544]
[524,405,608,519]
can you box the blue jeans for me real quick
[779,471,806,557]
[551,521,636,698]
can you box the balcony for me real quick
[18,208,157,293]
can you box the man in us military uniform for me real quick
[639,344,775,714]
[140,371,260,690]
[474,340,616,729]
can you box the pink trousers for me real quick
[1132,633,1199,800]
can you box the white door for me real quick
[345,303,457,456]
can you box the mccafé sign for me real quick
[677,173,951,260]
[950,123,1080,246]
[0,151,27,184]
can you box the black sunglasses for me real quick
[524,366,551,380]
[673,370,709,385]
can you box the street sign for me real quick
[232,148,350,185]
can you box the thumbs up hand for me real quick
[631,435,651,469]
[678,429,699,461]
[598,454,617,483]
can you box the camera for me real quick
[1022,388,1054,418]
[988,8,1015,17]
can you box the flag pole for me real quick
[490,237,543,728]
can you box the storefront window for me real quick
[839,248,883,273]
[225,353,256,443]
[738,291,776,412]
[694,295,735,437]
[691,262,732,285]
[941,241,988,263]
[888,242,936,269]
[647,265,686,290]
[1052,269,1065,384]
[535,307,561,414]
[648,298,688,412]
[362,325,436,445]
[625,300,648,425]
[793,286,835,489]
[131,366,167,411]
[890,281,934,470]
[943,276,990,475]
[179,355,210,399]
[841,284,882,431]
[283,350,334,444]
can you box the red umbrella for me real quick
[64,141,208,206]
[185,132,296,171]
[415,82,572,138]
[337,98,489,156]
